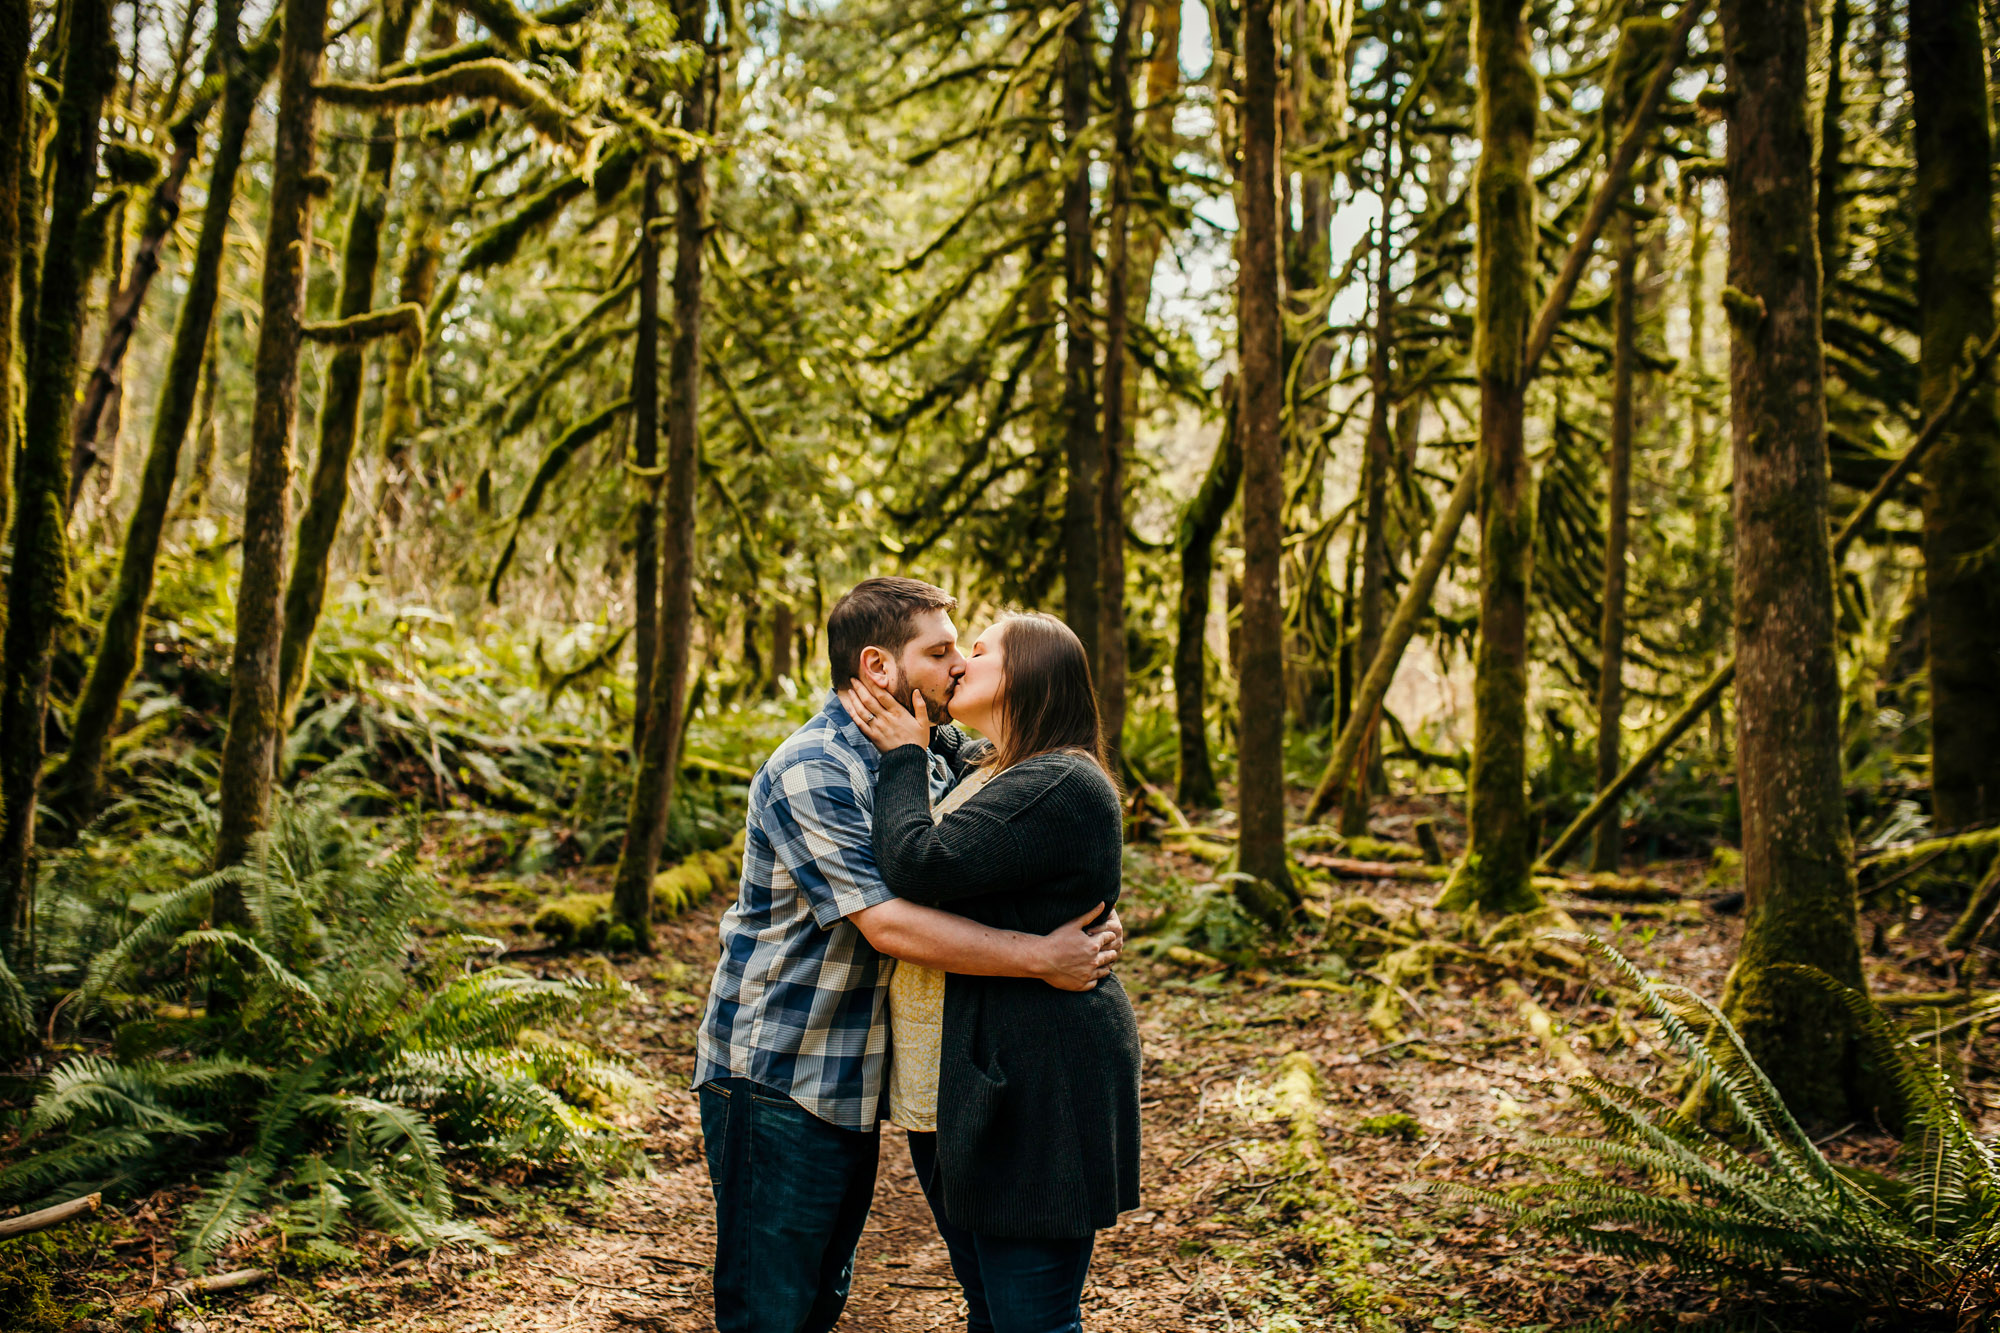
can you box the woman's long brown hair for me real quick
[985,612,1112,778]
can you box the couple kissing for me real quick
[693,576,1144,1333]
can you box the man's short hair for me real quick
[826,577,957,683]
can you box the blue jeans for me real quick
[907,1131,1096,1333]
[698,1078,879,1333]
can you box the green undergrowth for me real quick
[1440,939,2000,1328]
[8,765,647,1272]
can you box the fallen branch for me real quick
[0,1193,100,1239]
[131,1268,270,1313]
[1500,978,1589,1080]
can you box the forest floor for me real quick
[56,803,1991,1333]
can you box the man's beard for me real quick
[890,669,954,725]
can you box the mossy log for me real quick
[1859,826,2000,883]
[1944,858,2000,953]
[1269,1051,1330,1176]
[534,835,744,949]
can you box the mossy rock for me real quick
[1356,1111,1423,1142]
[1706,844,1743,890]
[532,892,613,948]
[470,878,541,907]
[0,1235,77,1333]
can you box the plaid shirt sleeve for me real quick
[763,753,900,928]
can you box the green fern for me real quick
[10,773,644,1272]
[1439,938,2000,1322]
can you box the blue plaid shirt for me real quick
[694,693,954,1130]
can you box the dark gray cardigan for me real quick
[874,744,1143,1239]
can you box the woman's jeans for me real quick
[907,1130,1096,1333]
[699,1077,879,1333]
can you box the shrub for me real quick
[1443,939,2000,1324]
[7,770,643,1271]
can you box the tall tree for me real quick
[211,0,331,885]
[612,12,708,951]
[1440,0,1540,916]
[1911,0,2000,831]
[1096,0,1138,768]
[629,160,664,754]
[1343,95,1403,839]
[1175,385,1240,810]
[1235,0,1296,923]
[1590,208,1638,872]
[1715,0,1872,1124]
[1059,3,1100,676]
[0,0,26,526]
[66,76,215,516]
[0,0,117,949]
[275,0,421,732]
[51,0,272,824]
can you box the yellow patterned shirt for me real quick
[886,766,996,1132]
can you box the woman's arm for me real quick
[872,747,1108,906]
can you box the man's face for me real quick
[872,608,966,725]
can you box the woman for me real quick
[839,611,1141,1333]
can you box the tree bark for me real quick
[0,0,27,535]
[1715,0,1873,1126]
[612,22,707,951]
[211,0,330,886]
[50,0,268,826]
[1912,0,2000,831]
[1234,0,1296,922]
[1096,0,1137,770]
[629,160,663,754]
[1590,214,1638,873]
[1342,158,1399,839]
[1059,5,1100,677]
[1816,0,1847,287]
[0,0,116,951]
[66,87,211,516]
[274,0,419,736]
[1175,385,1240,810]
[1440,0,1541,917]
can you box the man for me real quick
[693,577,1123,1333]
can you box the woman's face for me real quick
[947,621,1008,736]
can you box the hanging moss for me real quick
[316,58,582,146]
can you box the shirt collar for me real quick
[822,690,882,771]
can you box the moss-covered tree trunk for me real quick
[212,0,330,887]
[629,160,663,753]
[1714,0,1873,1125]
[1590,214,1637,873]
[1912,0,2000,831]
[1097,0,1137,770]
[0,0,116,950]
[65,86,214,516]
[51,0,267,825]
[371,3,455,540]
[1235,0,1296,922]
[612,28,707,951]
[274,0,419,735]
[1816,0,1848,284]
[1441,0,1541,917]
[1175,387,1240,810]
[1342,170,1399,839]
[1060,8,1101,677]
[0,0,26,531]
